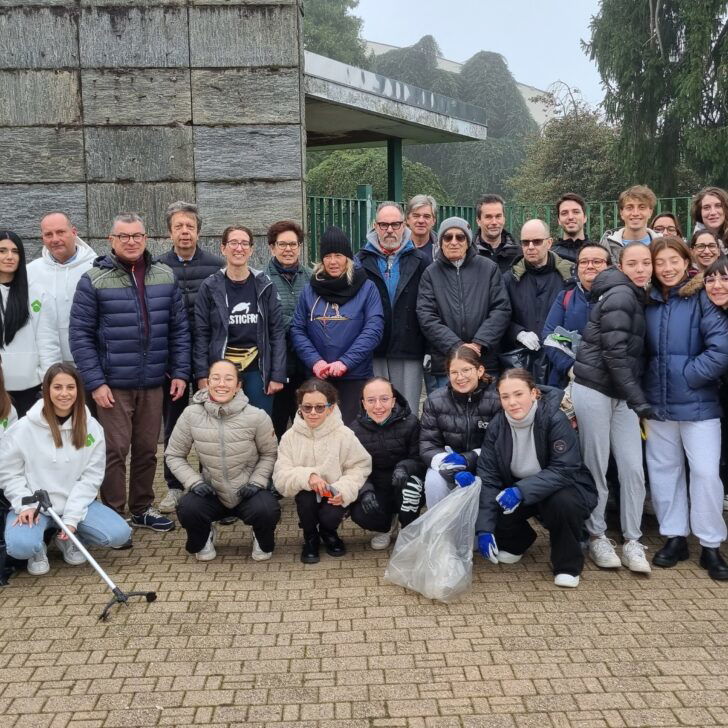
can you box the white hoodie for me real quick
[0,281,62,391]
[27,237,96,362]
[0,401,106,528]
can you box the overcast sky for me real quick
[356,0,605,106]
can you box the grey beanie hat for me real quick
[438,216,472,244]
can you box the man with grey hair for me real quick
[28,211,96,364]
[503,218,573,380]
[70,213,190,535]
[405,194,437,263]
[356,201,429,412]
[156,201,223,513]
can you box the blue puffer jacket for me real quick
[290,275,384,380]
[644,276,728,421]
[542,283,592,385]
[70,252,191,391]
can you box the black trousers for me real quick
[295,490,346,537]
[9,385,41,418]
[162,381,195,490]
[271,369,306,440]
[494,488,589,576]
[349,483,422,533]
[176,489,281,554]
[329,378,366,425]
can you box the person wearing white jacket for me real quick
[273,378,371,564]
[28,213,96,364]
[0,357,18,439]
[0,230,61,416]
[0,363,131,576]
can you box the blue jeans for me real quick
[5,500,132,560]
[241,369,272,415]
[431,375,449,391]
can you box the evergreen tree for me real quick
[303,0,371,68]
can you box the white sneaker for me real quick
[55,534,86,566]
[554,573,580,588]
[158,489,182,514]
[589,535,622,568]
[621,539,651,573]
[497,550,523,564]
[195,527,216,561]
[251,537,272,561]
[27,543,50,576]
[370,532,391,550]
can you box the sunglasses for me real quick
[442,232,467,243]
[521,239,547,248]
[300,403,331,414]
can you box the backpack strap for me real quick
[562,288,575,310]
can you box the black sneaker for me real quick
[130,507,175,532]
[320,529,346,557]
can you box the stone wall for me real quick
[0,1,306,266]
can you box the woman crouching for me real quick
[1,364,131,575]
[273,379,371,563]
[475,368,597,588]
[165,359,280,562]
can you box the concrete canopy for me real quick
[304,52,488,149]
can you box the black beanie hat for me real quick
[319,226,353,260]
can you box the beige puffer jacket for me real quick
[165,389,277,509]
[273,407,371,507]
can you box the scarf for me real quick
[310,266,367,305]
[272,256,300,283]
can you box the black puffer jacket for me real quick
[573,267,648,410]
[350,391,425,491]
[475,387,597,534]
[551,238,591,264]
[156,247,224,334]
[417,243,511,375]
[504,252,573,346]
[419,381,501,470]
[474,230,520,274]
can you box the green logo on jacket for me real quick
[0,418,7,430]
[86,433,95,447]
[31,299,41,313]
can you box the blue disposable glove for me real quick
[454,471,476,488]
[496,486,522,515]
[478,532,499,564]
[438,450,468,484]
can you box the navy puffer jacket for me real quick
[644,276,728,421]
[70,252,191,391]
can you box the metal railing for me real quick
[306,191,694,259]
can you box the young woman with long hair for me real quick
[0,363,130,576]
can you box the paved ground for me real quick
[2,452,728,728]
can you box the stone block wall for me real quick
[0,1,306,266]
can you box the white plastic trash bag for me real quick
[384,477,481,602]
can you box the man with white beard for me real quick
[356,202,429,413]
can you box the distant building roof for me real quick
[365,40,552,127]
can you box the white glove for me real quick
[516,331,541,351]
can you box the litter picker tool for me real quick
[21,489,157,621]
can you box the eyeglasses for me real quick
[112,233,146,243]
[442,233,467,243]
[275,241,300,249]
[363,395,393,406]
[450,366,476,378]
[578,258,609,268]
[375,221,404,231]
[693,243,719,252]
[653,225,678,234]
[300,403,331,414]
[705,274,728,286]
[224,240,251,250]
[521,239,547,248]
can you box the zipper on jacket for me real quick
[456,267,466,339]
[217,416,230,485]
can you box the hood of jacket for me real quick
[536,385,565,415]
[364,227,413,256]
[678,270,705,297]
[355,388,412,431]
[603,227,658,245]
[93,248,153,271]
[289,403,346,439]
[590,266,644,299]
[509,251,573,283]
[25,399,94,431]
[648,274,701,303]
[40,236,96,269]
[192,387,251,418]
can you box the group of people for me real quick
[1,183,728,590]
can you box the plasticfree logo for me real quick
[31,299,42,313]
[0,418,7,430]
[86,433,95,447]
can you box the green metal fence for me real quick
[306,192,694,260]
